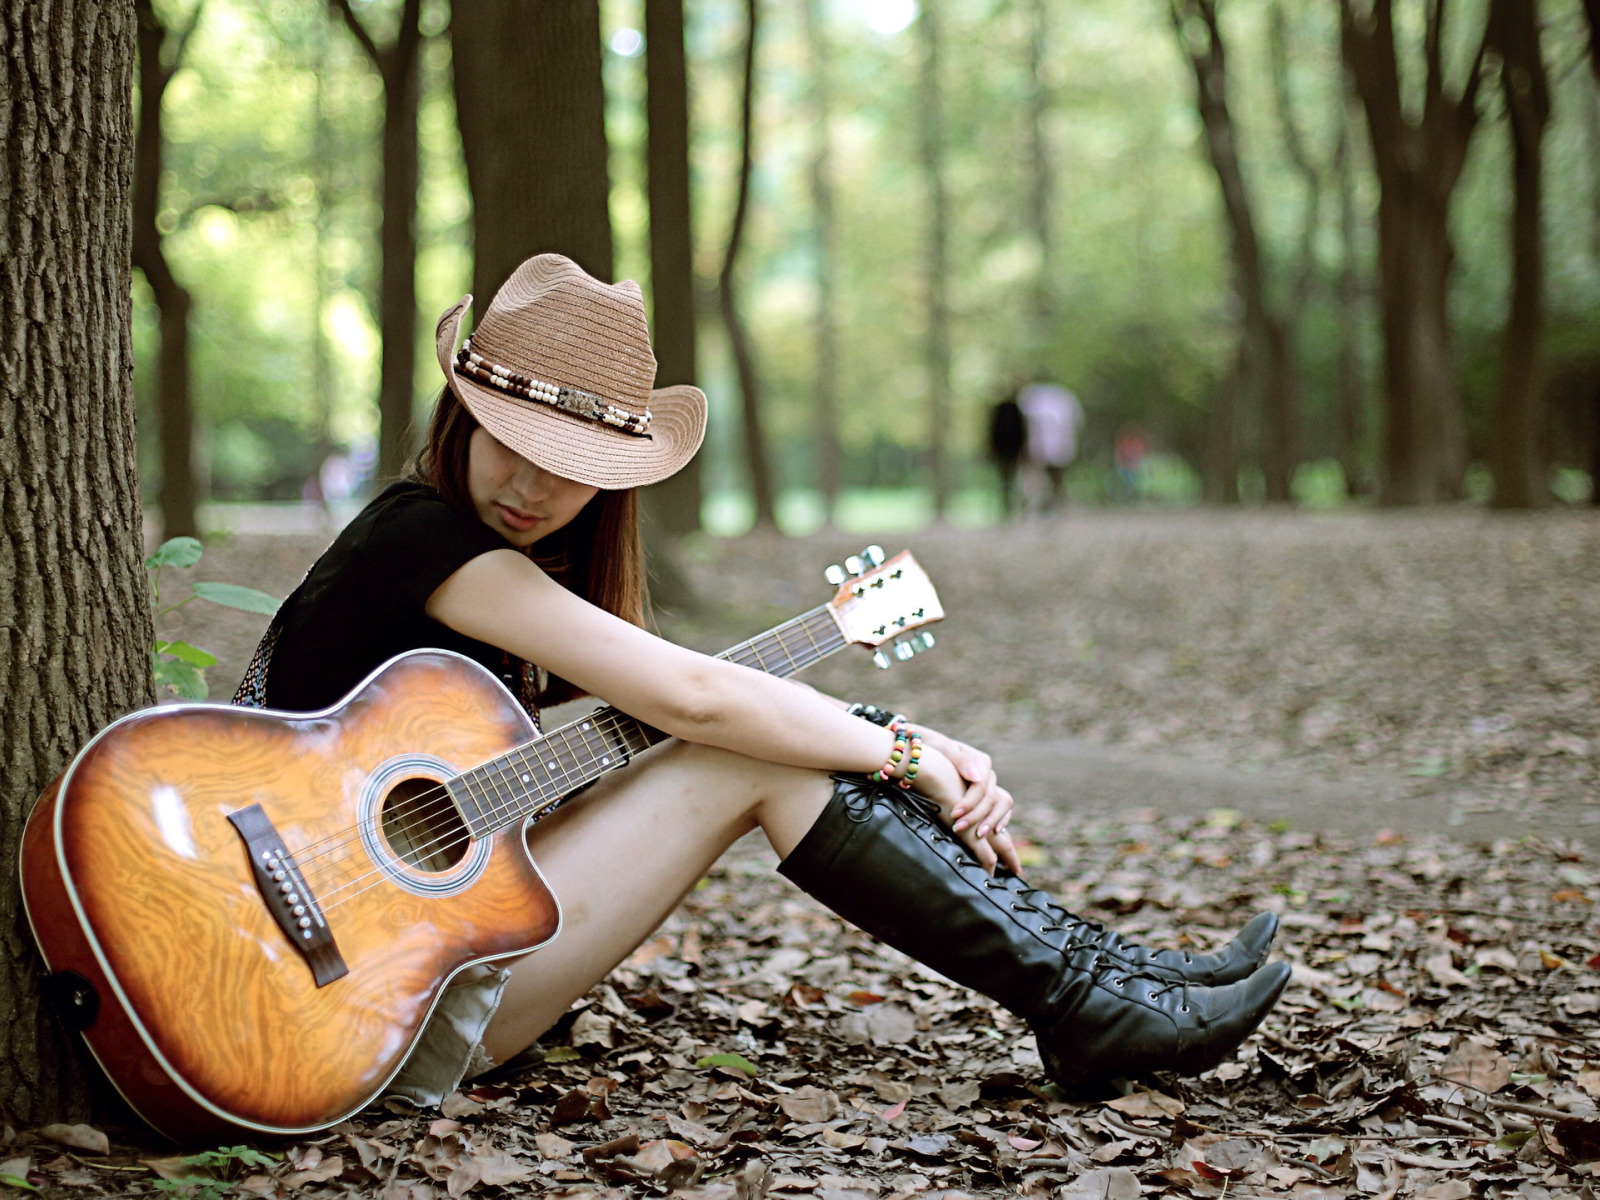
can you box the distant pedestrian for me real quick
[1112,424,1148,503]
[987,392,1026,518]
[1018,380,1084,511]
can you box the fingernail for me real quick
[978,825,989,838]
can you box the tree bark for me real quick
[1577,0,1600,504]
[1333,84,1368,496]
[718,0,776,530]
[1,0,154,1123]
[1172,0,1296,504]
[332,0,423,483]
[130,0,199,538]
[643,0,702,537]
[1485,0,1550,509]
[916,0,953,518]
[452,1,613,300]
[1341,0,1485,505]
[804,0,840,519]
[1204,348,1244,504]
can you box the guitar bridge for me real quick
[227,804,348,988]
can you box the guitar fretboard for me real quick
[446,604,847,838]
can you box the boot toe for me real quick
[1173,960,1291,1075]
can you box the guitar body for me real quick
[21,650,559,1142]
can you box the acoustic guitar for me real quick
[20,547,943,1143]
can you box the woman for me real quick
[240,255,1289,1104]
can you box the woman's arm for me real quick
[428,549,1018,870]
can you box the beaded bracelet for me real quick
[868,719,924,790]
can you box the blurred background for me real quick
[133,0,1600,543]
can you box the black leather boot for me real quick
[1001,883,1279,986]
[779,776,1291,1091]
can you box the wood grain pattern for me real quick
[22,652,560,1139]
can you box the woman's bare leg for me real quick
[479,739,833,1064]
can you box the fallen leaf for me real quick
[696,1052,759,1078]
[1106,1089,1184,1118]
[779,1085,840,1123]
[535,1133,575,1159]
[38,1125,107,1155]
[570,1008,615,1049]
[1439,1039,1513,1093]
[881,1098,908,1122]
[1057,1166,1141,1200]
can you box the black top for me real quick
[263,480,522,713]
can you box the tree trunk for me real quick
[804,0,840,520]
[1,0,154,1123]
[1026,0,1053,343]
[1333,88,1367,496]
[452,1,613,300]
[643,0,702,538]
[130,0,198,538]
[1585,0,1600,503]
[916,0,953,518]
[1486,0,1550,509]
[1341,0,1484,505]
[1204,348,1244,504]
[718,0,776,530]
[1172,0,1296,504]
[333,0,423,484]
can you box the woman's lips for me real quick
[496,503,539,532]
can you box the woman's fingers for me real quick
[990,828,1023,875]
[950,773,997,831]
[960,825,999,871]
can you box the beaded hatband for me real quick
[456,338,653,437]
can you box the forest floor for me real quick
[14,506,1593,1200]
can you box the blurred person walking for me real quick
[987,389,1027,518]
[1019,378,1083,511]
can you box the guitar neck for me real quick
[446,605,848,838]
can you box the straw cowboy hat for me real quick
[435,254,706,489]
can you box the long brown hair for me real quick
[407,385,650,707]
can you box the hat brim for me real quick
[435,297,706,490]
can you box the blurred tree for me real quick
[1485,0,1551,509]
[1340,0,1487,505]
[644,0,704,536]
[453,1,613,296]
[1170,0,1296,504]
[1580,0,1600,503]
[1026,0,1053,343]
[330,0,423,484]
[2,0,152,1122]
[804,0,841,521]
[1332,76,1368,496]
[718,0,776,529]
[917,0,953,518]
[132,0,203,537]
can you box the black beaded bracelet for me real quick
[846,703,903,727]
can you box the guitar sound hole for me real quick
[381,777,470,872]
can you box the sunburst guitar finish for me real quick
[22,652,557,1141]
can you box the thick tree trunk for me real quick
[1341,0,1483,505]
[643,0,702,538]
[718,0,776,530]
[1172,0,1295,504]
[131,0,197,538]
[333,0,422,483]
[1486,0,1550,509]
[916,0,953,518]
[452,1,614,299]
[1,0,153,1123]
[1204,349,1244,504]
[804,0,840,519]
[1582,0,1600,503]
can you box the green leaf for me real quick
[190,581,280,615]
[694,1052,759,1078]
[162,640,218,668]
[0,1172,39,1192]
[145,537,203,571]
[1407,755,1449,778]
[154,657,209,700]
[542,1045,581,1064]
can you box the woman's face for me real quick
[466,426,600,549]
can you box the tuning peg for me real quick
[824,564,846,586]
[872,650,892,669]
[914,631,935,651]
[844,554,865,576]
[893,639,916,661]
[863,545,885,567]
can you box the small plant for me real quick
[149,1145,280,1200]
[147,536,279,700]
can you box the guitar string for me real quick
[284,615,829,880]
[312,625,849,912]
[297,620,849,909]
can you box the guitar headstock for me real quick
[824,546,945,669]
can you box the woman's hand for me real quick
[911,741,1022,876]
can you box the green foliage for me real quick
[151,1145,280,1200]
[147,537,279,699]
[695,1051,759,1077]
